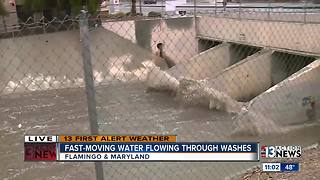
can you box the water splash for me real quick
[176,78,243,113]
[145,65,179,91]
[4,74,85,93]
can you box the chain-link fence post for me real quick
[214,0,217,15]
[239,0,241,19]
[2,16,7,32]
[193,0,197,17]
[79,10,104,180]
[268,0,271,20]
[304,0,307,23]
[194,0,198,35]
[159,0,163,16]
[42,18,46,34]
[139,0,142,14]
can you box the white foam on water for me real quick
[145,65,179,91]
[3,67,149,94]
[176,78,243,114]
[4,73,85,93]
[32,125,47,129]
[107,55,152,82]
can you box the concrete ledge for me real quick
[247,59,320,126]
[167,43,231,80]
[205,49,274,101]
[198,16,320,55]
[233,60,320,136]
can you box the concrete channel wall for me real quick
[203,49,316,102]
[167,43,231,80]
[197,16,320,55]
[167,42,261,80]
[246,60,320,126]
[103,17,197,65]
[0,27,165,94]
[146,42,262,92]
[205,49,274,102]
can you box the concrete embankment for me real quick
[146,42,260,93]
[233,59,320,135]
[0,27,166,94]
[146,43,319,136]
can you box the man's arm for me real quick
[163,54,176,68]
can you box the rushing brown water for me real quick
[1,82,319,180]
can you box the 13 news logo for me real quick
[261,145,302,158]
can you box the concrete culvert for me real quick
[145,42,261,94]
[145,43,318,137]
[167,43,261,111]
[203,50,315,102]
[232,55,319,136]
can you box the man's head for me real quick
[157,43,163,50]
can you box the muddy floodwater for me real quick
[1,82,319,180]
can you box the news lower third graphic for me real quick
[24,135,259,161]
[262,162,300,172]
[260,145,302,173]
[24,134,303,172]
[260,145,302,158]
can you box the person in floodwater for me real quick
[156,43,176,68]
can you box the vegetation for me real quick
[22,0,139,17]
[23,0,100,15]
[0,0,8,16]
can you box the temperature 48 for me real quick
[281,163,299,172]
[262,163,299,172]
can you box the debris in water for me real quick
[18,124,22,129]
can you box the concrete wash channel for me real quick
[0,17,320,179]
[147,39,320,135]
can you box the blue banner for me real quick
[59,142,258,153]
[281,163,299,172]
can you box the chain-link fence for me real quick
[1,0,320,179]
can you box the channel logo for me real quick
[261,145,302,158]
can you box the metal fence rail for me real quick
[2,0,320,33]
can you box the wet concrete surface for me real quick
[1,82,319,180]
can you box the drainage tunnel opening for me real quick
[198,39,222,53]
[198,39,262,66]
[229,43,261,66]
[237,51,316,102]
[271,52,316,86]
